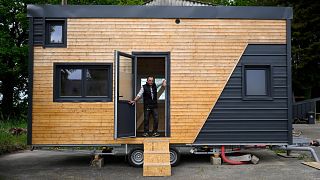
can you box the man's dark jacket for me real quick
[142,83,158,109]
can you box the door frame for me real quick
[132,52,171,137]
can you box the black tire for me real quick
[128,148,144,167]
[170,148,181,167]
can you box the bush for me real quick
[0,119,27,155]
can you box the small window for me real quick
[54,64,112,102]
[45,20,66,47]
[243,65,272,100]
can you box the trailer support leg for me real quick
[286,150,292,156]
[91,154,104,168]
[210,153,222,165]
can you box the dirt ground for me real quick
[0,124,319,180]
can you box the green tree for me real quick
[200,0,284,6]
[56,0,144,5]
[290,1,320,99]
[0,0,30,120]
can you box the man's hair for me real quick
[147,75,154,80]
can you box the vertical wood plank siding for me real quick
[32,19,286,144]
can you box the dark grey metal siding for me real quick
[27,18,34,145]
[33,17,44,45]
[195,44,289,144]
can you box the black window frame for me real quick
[45,19,67,47]
[53,63,113,102]
[242,64,273,101]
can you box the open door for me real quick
[114,50,136,138]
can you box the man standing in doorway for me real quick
[129,76,166,137]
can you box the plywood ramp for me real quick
[143,139,171,176]
[32,18,287,145]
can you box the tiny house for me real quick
[27,3,293,176]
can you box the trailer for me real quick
[27,3,293,176]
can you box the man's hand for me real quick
[162,79,167,87]
[128,100,135,105]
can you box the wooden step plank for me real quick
[143,164,171,177]
[144,151,170,154]
[144,163,171,166]
[143,139,170,152]
[144,153,170,164]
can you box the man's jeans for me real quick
[144,108,159,133]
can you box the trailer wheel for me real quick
[170,148,180,167]
[128,148,144,167]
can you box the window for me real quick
[243,65,272,100]
[54,64,112,102]
[45,20,66,47]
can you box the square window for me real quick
[54,64,112,102]
[49,24,63,43]
[45,20,66,47]
[245,69,267,96]
[242,65,272,100]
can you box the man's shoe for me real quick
[142,132,149,137]
[152,132,160,137]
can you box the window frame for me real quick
[242,64,273,101]
[45,19,67,47]
[53,63,113,102]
